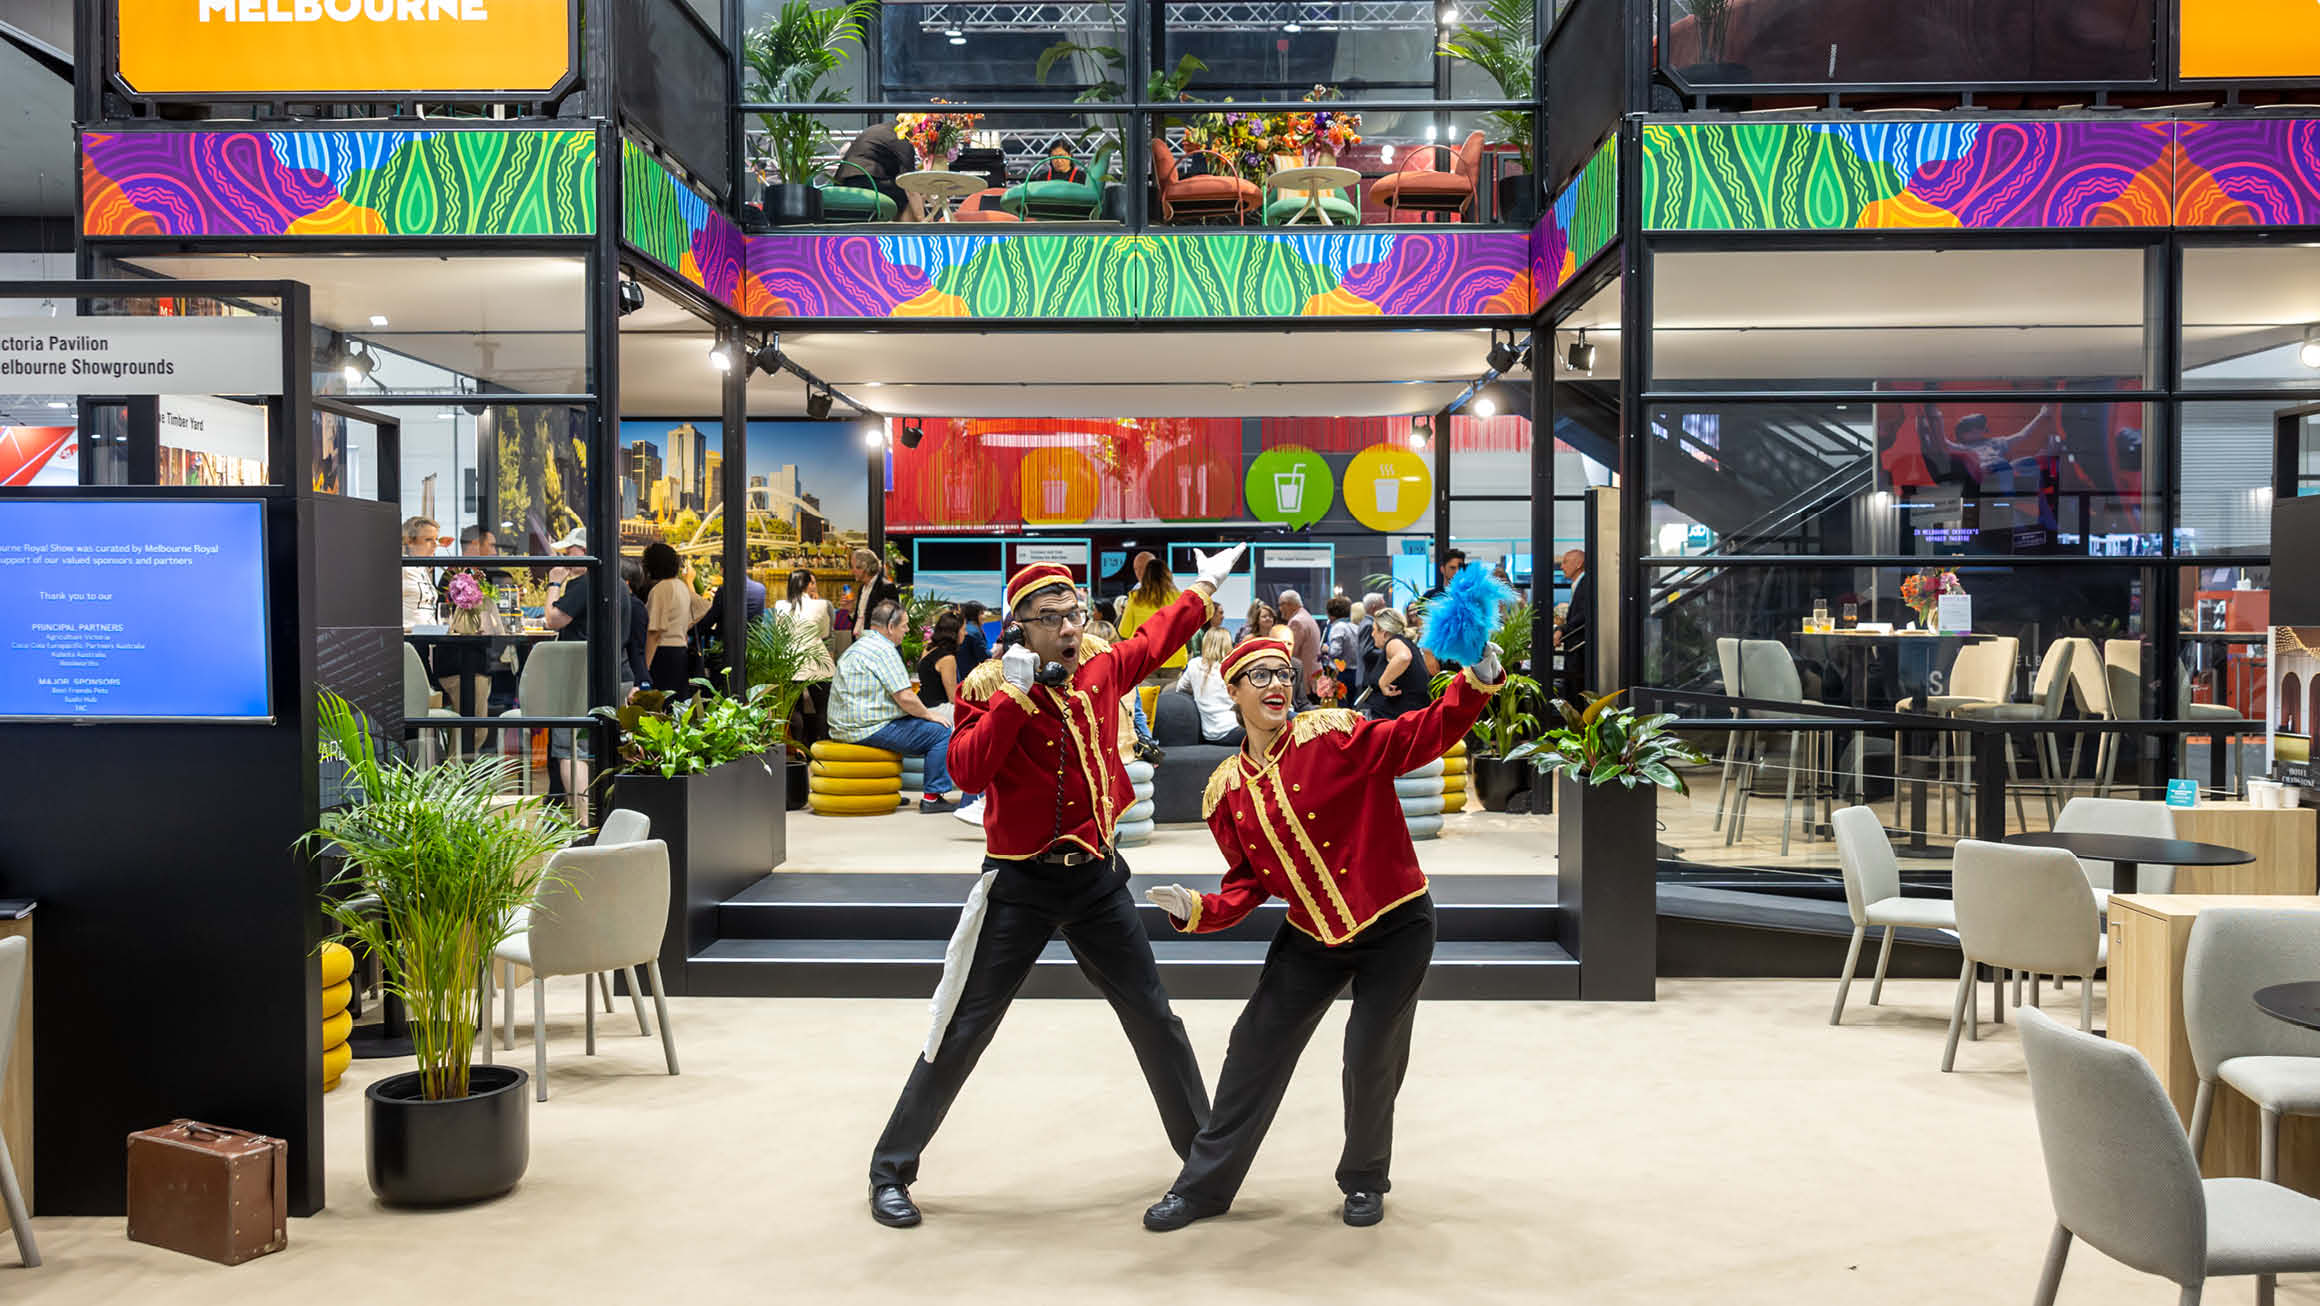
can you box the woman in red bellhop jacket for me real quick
[1140,630,1502,1232]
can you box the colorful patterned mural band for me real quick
[82,129,597,237]
[1642,119,2320,231]
[741,231,1532,319]
[622,140,744,313]
[1535,137,1618,300]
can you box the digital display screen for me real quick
[0,499,271,722]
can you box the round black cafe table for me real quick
[1999,831,2253,895]
[2253,982,2320,1032]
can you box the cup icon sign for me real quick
[1373,476,1400,515]
[1274,467,1306,515]
[1176,465,1194,512]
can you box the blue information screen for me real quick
[0,499,271,722]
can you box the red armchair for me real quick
[1151,138,1262,225]
[1370,131,1486,223]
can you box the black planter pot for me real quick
[366,1065,529,1205]
[1470,754,1535,812]
[1554,774,1658,1001]
[759,182,823,227]
[786,755,810,811]
[611,749,786,994]
[1496,172,1539,227]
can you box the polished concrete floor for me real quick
[14,975,2297,1304]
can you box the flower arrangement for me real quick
[1282,85,1363,162]
[897,104,985,169]
[444,568,493,612]
[1899,568,1963,628]
[1180,87,1362,177]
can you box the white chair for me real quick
[1724,639,1831,857]
[2185,909,2320,1185]
[1897,635,2018,834]
[1830,806,1957,1025]
[401,642,457,766]
[2099,641,2144,796]
[2108,638,2253,795]
[2055,796,2179,906]
[1944,839,2105,1072]
[0,936,35,1268]
[499,642,590,807]
[494,840,680,1101]
[1711,637,1746,833]
[1953,637,2079,831]
[2019,1006,2320,1306]
[497,807,657,1043]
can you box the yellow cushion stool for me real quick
[319,941,354,988]
[811,774,904,797]
[321,1009,353,1050]
[810,741,903,764]
[320,979,353,1020]
[809,759,903,779]
[1442,755,1469,776]
[809,791,909,815]
[1441,787,1468,813]
[322,1040,352,1092]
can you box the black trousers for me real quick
[1172,895,1435,1210]
[869,871,1210,1188]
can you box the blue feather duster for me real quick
[1418,563,1517,668]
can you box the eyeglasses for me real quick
[1233,667,1296,689]
[1022,606,1089,631]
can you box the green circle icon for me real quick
[1244,445,1334,528]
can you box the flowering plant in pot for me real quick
[741,0,878,227]
[307,690,578,1204]
[1899,568,1962,631]
[443,568,498,635]
[897,105,985,169]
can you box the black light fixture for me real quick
[1407,415,1432,450]
[900,420,925,449]
[1485,331,1520,374]
[805,386,834,421]
[617,277,645,317]
[749,340,783,376]
[1565,328,1597,376]
[339,341,375,385]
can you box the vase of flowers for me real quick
[1273,85,1363,170]
[444,568,498,636]
[897,105,985,170]
[1899,568,1962,631]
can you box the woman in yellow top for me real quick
[1117,554,1187,680]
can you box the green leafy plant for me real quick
[744,611,830,747]
[1034,44,1205,148]
[742,0,879,186]
[1438,0,1536,170]
[1429,666,1548,757]
[306,691,578,1102]
[595,684,783,778]
[895,587,953,666]
[1510,690,1708,792]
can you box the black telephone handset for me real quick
[998,622,1071,686]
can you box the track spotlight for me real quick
[617,277,645,317]
[1565,329,1597,376]
[900,420,926,449]
[1438,3,1458,22]
[2302,325,2320,370]
[805,386,834,421]
[1485,331,1520,374]
[1472,392,1497,419]
[749,341,783,376]
[710,344,733,371]
[863,422,886,449]
[1407,417,1430,451]
[340,342,374,385]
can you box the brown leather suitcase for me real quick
[125,1120,287,1265]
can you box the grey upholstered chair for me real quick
[0,936,35,1268]
[2185,909,2320,1184]
[1724,639,1829,857]
[1953,637,2078,831]
[2019,1007,2320,1306]
[2056,796,2180,905]
[598,808,651,847]
[494,840,680,1101]
[1945,839,2105,1072]
[1830,805,1958,1025]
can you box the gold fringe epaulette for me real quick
[1078,631,1111,658]
[1201,757,1243,819]
[1291,708,1360,743]
[959,658,1009,702]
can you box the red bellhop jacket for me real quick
[1179,668,1499,945]
[950,586,1211,860]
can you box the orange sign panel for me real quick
[116,0,572,96]
[2181,0,2320,79]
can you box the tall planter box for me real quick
[1553,774,1657,1001]
[609,748,785,995]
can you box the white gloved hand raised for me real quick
[1190,542,1248,593]
[1146,884,1200,923]
[1473,641,1503,684]
[1002,643,1041,690]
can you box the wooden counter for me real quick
[0,905,28,1211]
[2108,894,2320,1195]
[2169,802,2316,895]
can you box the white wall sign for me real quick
[1937,594,1973,632]
[1261,547,1332,569]
[0,317,283,396]
[1014,543,1088,566]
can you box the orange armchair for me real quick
[1151,138,1262,225]
[1370,131,1486,223]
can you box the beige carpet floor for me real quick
[11,977,2305,1304]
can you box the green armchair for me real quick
[816,159,900,224]
[1001,145,1115,221]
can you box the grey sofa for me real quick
[1149,691,1239,825]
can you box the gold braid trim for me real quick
[959,658,1008,703]
[1078,631,1111,658]
[1200,757,1243,819]
[1291,708,1360,743]
[1461,665,1506,696]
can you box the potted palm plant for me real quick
[1438,0,1537,223]
[741,0,879,228]
[308,690,578,1205]
[747,611,830,811]
[1512,691,1706,1000]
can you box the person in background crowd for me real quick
[836,118,916,218]
[617,557,652,692]
[1244,602,1278,639]
[1119,554,1188,684]
[1172,627,1245,745]
[1556,548,1590,702]
[694,565,769,660]
[400,516,440,630]
[1277,590,1321,702]
[1185,595,1224,663]
[917,608,966,710]
[848,547,901,645]
[773,568,837,741]
[642,542,712,700]
[830,600,962,814]
[1423,548,1466,601]
[1365,608,1426,719]
[1324,594,1362,693]
[956,601,991,670]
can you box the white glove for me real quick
[1002,644,1040,690]
[1190,543,1248,593]
[1146,884,1200,923]
[1473,641,1503,684]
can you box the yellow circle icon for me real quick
[1344,444,1432,532]
[1020,447,1099,524]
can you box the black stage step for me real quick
[1656,882,1961,980]
[697,872,1570,999]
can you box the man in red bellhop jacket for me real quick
[867,546,1248,1229]
[1139,630,1502,1232]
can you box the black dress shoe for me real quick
[919,796,958,814]
[1342,1191,1385,1227]
[1142,1192,1221,1232]
[870,1184,921,1228]
[1135,738,1166,765]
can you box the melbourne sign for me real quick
[0,318,284,397]
[114,0,573,96]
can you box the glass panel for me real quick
[1650,249,2150,393]
[1663,0,2155,87]
[744,111,1129,224]
[1160,2,1444,99]
[396,405,592,561]
[2183,245,2320,391]
[1646,400,2161,558]
[2181,562,2269,716]
[883,1,1126,98]
[2178,401,2286,557]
